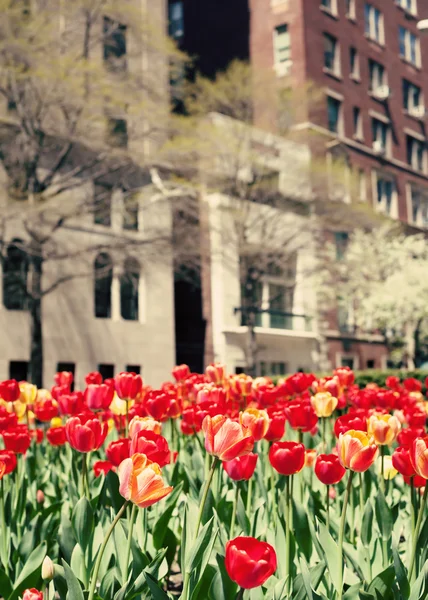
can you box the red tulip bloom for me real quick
[54,371,73,388]
[202,415,254,461]
[404,378,422,392]
[3,427,31,454]
[0,407,18,431]
[397,427,425,448]
[46,426,67,447]
[386,376,401,390]
[145,391,178,422]
[114,372,143,401]
[93,460,114,477]
[22,590,43,600]
[51,384,70,401]
[31,429,44,444]
[0,450,17,474]
[57,392,84,416]
[85,384,114,411]
[34,398,58,422]
[285,399,318,432]
[407,410,427,429]
[129,430,171,467]
[106,439,130,467]
[172,364,191,382]
[264,409,286,442]
[333,367,355,388]
[334,413,367,437]
[0,379,20,403]
[315,454,346,485]
[269,441,305,476]
[223,453,258,481]
[205,363,226,385]
[392,446,415,477]
[85,371,103,385]
[225,537,277,589]
[404,474,426,488]
[66,416,108,453]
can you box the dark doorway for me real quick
[174,278,205,373]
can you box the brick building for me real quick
[169,0,428,371]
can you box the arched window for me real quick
[3,238,28,310]
[120,258,139,321]
[94,253,113,318]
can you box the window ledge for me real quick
[323,67,342,81]
[400,56,422,71]
[403,108,426,122]
[346,14,357,23]
[350,74,361,83]
[364,33,385,49]
[319,5,339,19]
[353,134,365,143]
[396,4,418,19]
[368,91,389,103]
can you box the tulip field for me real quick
[1,366,428,599]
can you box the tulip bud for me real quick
[42,556,54,581]
[36,490,45,504]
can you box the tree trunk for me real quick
[28,255,43,388]
[404,322,416,370]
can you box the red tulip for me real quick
[3,427,31,454]
[264,409,286,442]
[85,384,114,411]
[202,415,254,461]
[0,407,18,431]
[93,460,114,477]
[392,446,415,477]
[46,426,67,446]
[115,372,143,400]
[315,454,346,485]
[144,391,179,422]
[223,453,258,481]
[225,536,277,589]
[386,376,401,390]
[404,378,422,392]
[106,439,131,466]
[240,408,270,441]
[57,392,84,416]
[397,427,425,448]
[404,474,426,487]
[0,379,20,402]
[0,450,17,474]
[65,416,108,453]
[129,430,170,467]
[333,366,355,388]
[34,398,58,422]
[269,441,305,476]
[172,364,190,382]
[31,429,44,444]
[284,399,318,432]
[22,590,43,600]
[205,363,226,385]
[85,371,103,385]
[334,413,367,437]
[410,436,428,479]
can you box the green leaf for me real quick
[318,522,341,594]
[236,491,250,536]
[8,541,46,600]
[0,567,12,600]
[208,553,237,600]
[299,557,324,600]
[367,565,396,600]
[185,516,215,573]
[392,537,410,600]
[144,572,172,599]
[61,559,84,600]
[409,562,428,600]
[293,499,312,561]
[99,569,121,599]
[72,497,94,553]
[361,500,374,547]
[52,564,68,600]
[153,481,183,549]
[343,584,361,599]
[375,491,393,542]
[272,578,288,600]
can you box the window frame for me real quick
[364,4,384,45]
[374,171,398,217]
[323,33,340,76]
[353,106,363,140]
[273,24,292,76]
[327,94,342,134]
[371,116,391,155]
[349,46,360,80]
[409,185,428,227]
[406,134,426,172]
[346,0,356,20]
[368,59,386,92]
[399,26,421,67]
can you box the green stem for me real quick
[408,482,428,583]
[88,501,129,600]
[338,470,354,600]
[81,453,89,498]
[410,478,416,536]
[0,479,8,576]
[380,446,385,494]
[322,418,326,453]
[326,485,330,531]
[246,475,253,514]
[171,418,176,451]
[124,504,138,583]
[182,456,219,599]
[358,473,364,516]
[285,475,292,597]
[230,482,240,539]
[236,588,245,600]
[143,507,148,550]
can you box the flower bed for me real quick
[0,366,427,599]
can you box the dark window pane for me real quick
[123,195,139,231]
[169,1,184,39]
[98,364,114,380]
[3,238,28,310]
[94,253,113,318]
[367,359,375,369]
[107,118,128,148]
[327,96,340,133]
[9,361,28,381]
[120,258,140,321]
[335,232,349,260]
[94,185,112,226]
[103,16,127,71]
[126,365,141,374]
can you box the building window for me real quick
[346,0,356,19]
[335,232,349,260]
[396,0,417,16]
[410,187,428,227]
[403,80,422,113]
[120,258,140,321]
[406,135,425,172]
[399,27,420,66]
[358,168,367,200]
[273,24,291,76]
[106,118,128,148]
[368,59,386,92]
[371,118,389,153]
[349,47,359,79]
[260,361,287,376]
[3,239,28,310]
[93,184,112,227]
[98,364,114,380]
[327,95,341,133]
[364,4,384,44]
[321,0,336,14]
[103,17,127,72]
[324,34,339,74]
[9,361,28,381]
[123,194,139,231]
[126,365,141,374]
[94,253,113,318]
[375,174,396,216]
[169,1,184,40]
[353,107,363,139]
[366,359,375,369]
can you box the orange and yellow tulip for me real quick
[410,436,428,479]
[367,413,400,445]
[337,430,378,472]
[311,392,338,418]
[118,453,173,508]
[202,415,254,461]
[240,408,270,441]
